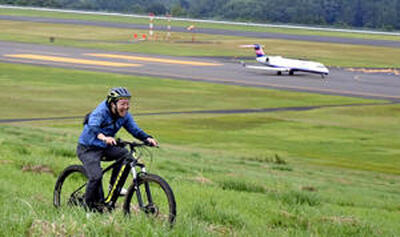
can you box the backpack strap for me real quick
[83,111,114,129]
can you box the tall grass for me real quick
[1,125,399,236]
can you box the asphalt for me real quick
[1,15,400,48]
[1,41,399,102]
[0,102,394,124]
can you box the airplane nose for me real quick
[319,66,329,74]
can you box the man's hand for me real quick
[146,137,159,147]
[103,136,117,146]
[97,133,116,145]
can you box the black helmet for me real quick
[107,87,131,104]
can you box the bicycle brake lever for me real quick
[115,138,127,147]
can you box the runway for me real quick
[0,41,399,101]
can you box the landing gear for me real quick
[277,71,282,76]
[289,70,294,76]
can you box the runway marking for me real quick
[1,53,398,100]
[347,68,400,76]
[85,53,223,66]
[4,54,142,67]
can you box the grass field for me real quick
[1,7,400,42]
[0,63,399,236]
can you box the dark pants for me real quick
[76,144,130,208]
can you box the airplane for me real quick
[240,44,329,77]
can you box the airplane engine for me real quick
[256,56,269,64]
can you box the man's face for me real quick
[115,99,130,117]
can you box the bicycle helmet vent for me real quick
[107,87,131,103]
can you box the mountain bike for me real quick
[53,139,176,225]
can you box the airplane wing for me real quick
[241,63,289,72]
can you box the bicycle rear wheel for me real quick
[53,165,88,209]
[123,173,176,225]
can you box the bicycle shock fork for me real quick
[131,162,154,211]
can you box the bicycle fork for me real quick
[131,163,155,213]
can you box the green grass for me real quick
[1,7,400,42]
[0,63,399,236]
[1,123,399,236]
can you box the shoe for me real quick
[87,202,105,213]
[109,184,128,196]
[120,188,128,196]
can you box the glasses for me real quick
[117,99,130,107]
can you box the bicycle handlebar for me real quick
[115,138,158,149]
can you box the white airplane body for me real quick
[240,44,329,77]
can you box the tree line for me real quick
[1,0,400,31]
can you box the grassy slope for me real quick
[2,125,399,237]
[0,63,399,236]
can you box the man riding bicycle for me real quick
[77,87,158,212]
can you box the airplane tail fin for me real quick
[239,44,266,57]
[254,44,265,57]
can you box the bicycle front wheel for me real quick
[53,165,88,209]
[123,173,176,225]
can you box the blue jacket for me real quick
[78,100,150,148]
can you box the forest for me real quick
[1,0,400,30]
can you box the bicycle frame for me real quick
[102,142,150,211]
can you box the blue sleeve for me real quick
[123,113,151,141]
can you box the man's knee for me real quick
[104,146,130,161]
[84,161,103,181]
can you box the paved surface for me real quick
[1,41,399,102]
[1,15,400,48]
[1,102,393,123]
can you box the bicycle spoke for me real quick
[64,176,86,207]
[54,166,88,209]
[124,174,176,224]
